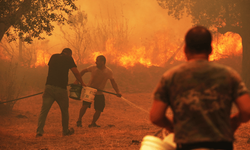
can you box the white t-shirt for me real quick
[86,65,114,95]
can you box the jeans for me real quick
[37,85,69,135]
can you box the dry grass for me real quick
[0,92,158,150]
[0,92,250,150]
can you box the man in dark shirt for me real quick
[36,48,85,137]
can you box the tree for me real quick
[88,10,131,62]
[0,0,77,43]
[60,10,90,65]
[157,0,250,88]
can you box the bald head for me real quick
[185,26,212,54]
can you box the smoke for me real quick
[46,0,193,56]
[76,0,192,42]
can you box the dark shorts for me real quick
[82,94,105,112]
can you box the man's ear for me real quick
[184,45,188,60]
[184,45,188,54]
[207,46,212,55]
[184,45,191,56]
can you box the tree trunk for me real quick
[0,23,10,42]
[241,29,250,89]
[19,37,23,62]
[240,4,250,89]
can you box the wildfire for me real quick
[81,32,241,68]
[34,50,51,68]
[118,46,157,67]
[210,32,242,61]
[30,32,242,68]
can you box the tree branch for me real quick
[217,25,242,35]
[0,0,32,41]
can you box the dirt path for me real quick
[1,92,250,150]
[0,93,159,150]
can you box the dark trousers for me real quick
[37,85,69,135]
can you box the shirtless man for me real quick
[75,55,121,127]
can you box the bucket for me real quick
[140,135,168,150]
[162,133,176,150]
[81,87,97,103]
[69,84,83,100]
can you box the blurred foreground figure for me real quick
[150,26,250,150]
[36,48,85,137]
[75,55,121,128]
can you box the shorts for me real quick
[82,94,105,112]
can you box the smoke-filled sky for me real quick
[76,0,192,38]
[50,0,193,52]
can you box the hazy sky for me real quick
[50,0,193,53]
[77,0,192,37]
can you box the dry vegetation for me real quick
[1,91,250,150]
[0,92,159,150]
[0,56,249,150]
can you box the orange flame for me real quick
[33,50,51,68]
[210,32,242,61]
[31,32,242,68]
[89,31,241,68]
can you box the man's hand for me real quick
[73,80,79,85]
[72,80,86,87]
[81,83,87,87]
[70,67,86,87]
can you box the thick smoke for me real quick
[76,0,192,40]
[49,0,193,52]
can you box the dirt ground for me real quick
[1,92,250,150]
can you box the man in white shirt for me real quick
[75,55,122,127]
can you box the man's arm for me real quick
[230,93,250,133]
[150,99,174,132]
[70,67,86,86]
[110,78,121,97]
[73,68,88,85]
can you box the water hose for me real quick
[0,92,43,104]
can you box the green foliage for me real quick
[0,0,77,43]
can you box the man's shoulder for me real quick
[161,61,236,79]
[105,66,113,72]
[87,65,97,69]
[50,53,60,58]
[162,63,186,78]
[209,62,239,75]
[51,53,71,60]
[86,65,97,71]
[49,53,60,63]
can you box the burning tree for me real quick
[156,0,250,88]
[0,0,77,43]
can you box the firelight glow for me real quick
[33,32,242,68]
